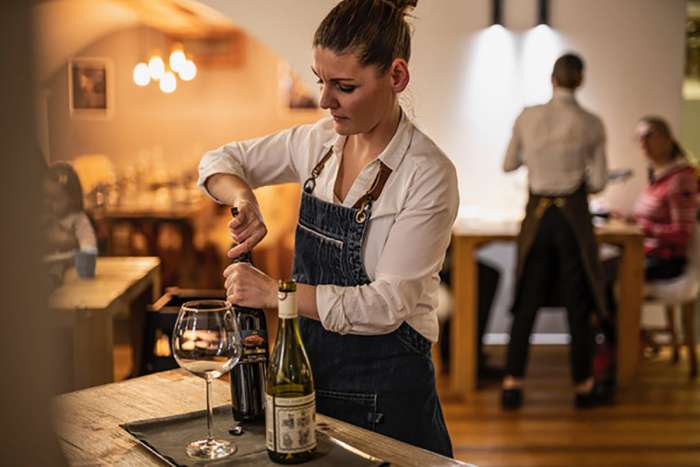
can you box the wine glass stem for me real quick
[206,375,214,443]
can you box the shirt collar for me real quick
[375,110,414,171]
[322,131,344,154]
[652,159,689,182]
[551,87,577,104]
[321,108,414,171]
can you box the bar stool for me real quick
[643,225,700,379]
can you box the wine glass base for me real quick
[186,439,236,460]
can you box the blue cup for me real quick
[74,249,97,278]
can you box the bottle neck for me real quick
[277,317,302,346]
[232,251,253,264]
[277,291,297,319]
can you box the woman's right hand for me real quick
[227,197,267,259]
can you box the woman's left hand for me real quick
[46,224,78,251]
[223,262,277,309]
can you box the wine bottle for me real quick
[266,280,316,464]
[229,207,270,423]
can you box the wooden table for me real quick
[53,370,474,466]
[50,256,161,391]
[450,219,644,397]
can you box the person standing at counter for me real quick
[198,0,455,456]
[500,53,610,410]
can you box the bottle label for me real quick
[277,290,297,319]
[265,393,316,454]
[240,329,267,360]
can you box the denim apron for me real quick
[292,149,453,457]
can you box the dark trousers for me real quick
[440,261,501,370]
[645,256,687,280]
[506,206,594,384]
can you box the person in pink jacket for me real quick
[633,116,698,280]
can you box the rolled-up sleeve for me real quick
[74,212,97,251]
[503,112,523,172]
[198,125,310,202]
[315,159,459,335]
[586,118,608,194]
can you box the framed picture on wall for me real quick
[68,57,114,119]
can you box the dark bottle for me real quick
[266,280,316,464]
[229,207,270,423]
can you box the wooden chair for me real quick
[643,224,700,379]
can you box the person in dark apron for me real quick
[198,0,454,457]
[500,53,610,410]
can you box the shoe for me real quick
[501,388,523,410]
[574,391,598,409]
[592,381,616,405]
[574,383,615,409]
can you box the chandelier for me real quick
[132,45,197,94]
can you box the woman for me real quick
[43,161,97,253]
[198,0,455,456]
[633,116,698,280]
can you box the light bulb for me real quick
[169,50,187,73]
[179,60,197,81]
[159,71,177,93]
[133,62,150,86]
[148,55,165,80]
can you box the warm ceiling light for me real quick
[133,62,150,86]
[148,55,165,80]
[136,45,197,92]
[159,71,177,93]
[169,49,187,73]
[179,60,197,81]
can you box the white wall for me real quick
[554,0,686,211]
[44,26,323,172]
[201,0,687,217]
[199,0,687,337]
[33,0,140,83]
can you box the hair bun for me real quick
[385,0,417,14]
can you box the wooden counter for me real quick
[54,370,474,466]
[50,256,161,390]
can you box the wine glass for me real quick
[172,300,243,460]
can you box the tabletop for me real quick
[49,256,161,313]
[53,370,474,467]
[452,217,643,239]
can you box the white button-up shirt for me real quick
[503,88,608,195]
[198,112,459,342]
